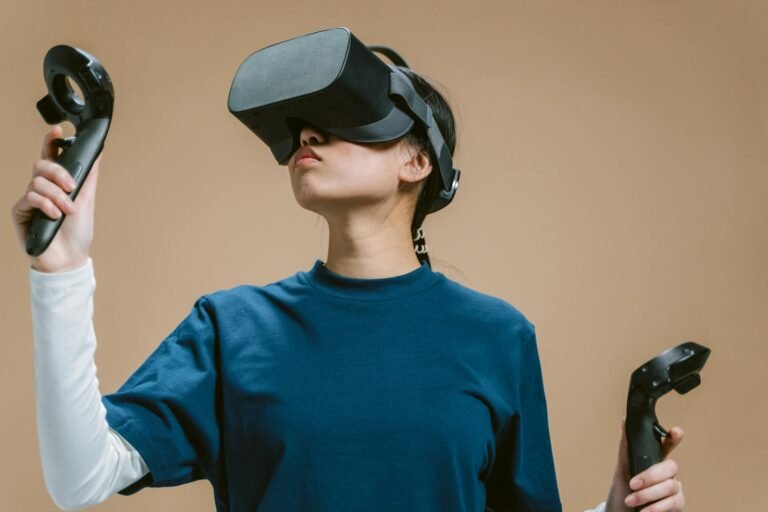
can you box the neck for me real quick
[323,215,421,279]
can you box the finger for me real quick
[32,159,77,193]
[661,426,684,458]
[20,189,64,220]
[634,483,685,512]
[625,478,681,508]
[29,175,76,216]
[630,458,679,490]
[41,125,64,160]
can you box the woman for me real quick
[13,65,686,511]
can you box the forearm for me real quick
[30,258,148,510]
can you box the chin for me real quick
[291,187,326,213]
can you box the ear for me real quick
[399,146,433,184]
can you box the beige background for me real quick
[2,0,765,510]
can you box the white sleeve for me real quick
[584,501,607,512]
[30,258,150,511]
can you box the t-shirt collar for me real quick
[301,259,440,301]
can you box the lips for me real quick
[295,146,321,165]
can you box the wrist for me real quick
[605,474,631,512]
[31,256,89,274]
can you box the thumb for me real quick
[619,417,628,453]
[615,417,630,482]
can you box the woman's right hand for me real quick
[11,124,101,273]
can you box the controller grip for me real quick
[25,119,107,257]
[626,396,664,512]
[626,404,664,476]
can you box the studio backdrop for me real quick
[1,1,765,511]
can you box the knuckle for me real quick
[641,468,656,483]
[33,160,48,177]
[32,175,48,189]
[667,458,679,475]
[40,197,56,213]
[40,159,57,173]
[57,168,69,181]
[58,191,72,206]
[47,203,61,217]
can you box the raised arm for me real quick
[13,126,149,510]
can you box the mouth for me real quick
[296,155,321,167]
[294,147,322,168]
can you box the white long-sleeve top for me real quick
[28,257,606,512]
[30,258,148,511]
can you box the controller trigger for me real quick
[52,136,76,149]
[653,422,669,439]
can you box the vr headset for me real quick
[227,27,460,214]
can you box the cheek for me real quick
[338,147,400,192]
[290,145,401,202]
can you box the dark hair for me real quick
[395,66,457,269]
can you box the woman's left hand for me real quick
[605,418,685,512]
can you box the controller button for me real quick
[637,455,652,472]
[69,162,83,182]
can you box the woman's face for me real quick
[287,124,427,217]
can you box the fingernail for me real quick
[630,477,643,489]
[625,494,637,506]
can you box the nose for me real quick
[299,124,327,147]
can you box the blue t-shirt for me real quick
[102,259,562,512]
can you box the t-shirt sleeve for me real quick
[101,296,221,495]
[485,324,562,512]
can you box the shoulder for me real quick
[213,268,304,299]
[436,274,536,342]
[176,271,308,340]
[194,269,306,313]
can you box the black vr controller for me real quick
[27,45,114,257]
[626,341,711,510]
